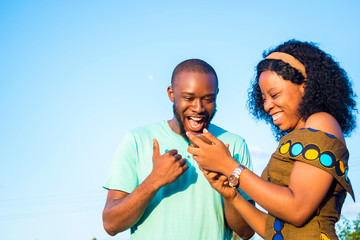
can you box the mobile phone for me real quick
[191,133,212,148]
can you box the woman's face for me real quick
[259,70,306,131]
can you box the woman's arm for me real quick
[238,164,333,226]
[187,112,340,226]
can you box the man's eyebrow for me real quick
[180,92,216,97]
[180,92,198,97]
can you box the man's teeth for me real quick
[190,117,202,121]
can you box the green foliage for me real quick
[336,214,360,239]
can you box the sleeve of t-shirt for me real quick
[232,138,253,201]
[103,130,139,193]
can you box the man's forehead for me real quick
[173,71,217,88]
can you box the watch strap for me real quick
[228,164,245,188]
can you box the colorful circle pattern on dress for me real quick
[320,232,331,240]
[272,217,284,240]
[302,144,320,160]
[278,133,349,183]
[345,169,349,183]
[290,142,303,157]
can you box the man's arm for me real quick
[103,181,159,235]
[224,198,255,239]
[102,139,188,236]
[201,171,266,238]
[198,170,255,239]
[224,138,254,239]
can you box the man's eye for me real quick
[204,98,215,103]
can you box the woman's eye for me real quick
[271,93,279,98]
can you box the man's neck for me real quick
[167,118,181,136]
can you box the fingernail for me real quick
[203,128,208,133]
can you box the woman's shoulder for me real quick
[304,112,345,144]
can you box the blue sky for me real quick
[1,1,359,239]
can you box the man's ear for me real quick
[167,86,175,102]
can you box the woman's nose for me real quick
[263,99,274,112]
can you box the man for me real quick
[102,59,254,240]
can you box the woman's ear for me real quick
[300,81,307,95]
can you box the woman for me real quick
[187,40,357,239]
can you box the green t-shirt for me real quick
[104,120,252,240]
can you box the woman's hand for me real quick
[187,129,239,176]
[200,168,237,200]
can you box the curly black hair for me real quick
[247,39,357,141]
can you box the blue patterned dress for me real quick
[261,128,355,240]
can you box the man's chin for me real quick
[185,128,205,136]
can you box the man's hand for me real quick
[200,168,237,200]
[149,139,189,188]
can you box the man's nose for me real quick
[192,99,204,112]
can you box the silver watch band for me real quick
[233,164,245,177]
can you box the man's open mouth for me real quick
[187,116,207,132]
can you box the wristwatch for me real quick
[228,164,245,188]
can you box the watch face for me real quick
[229,175,239,188]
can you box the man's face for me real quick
[168,71,218,139]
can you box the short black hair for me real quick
[248,39,357,140]
[171,59,218,88]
